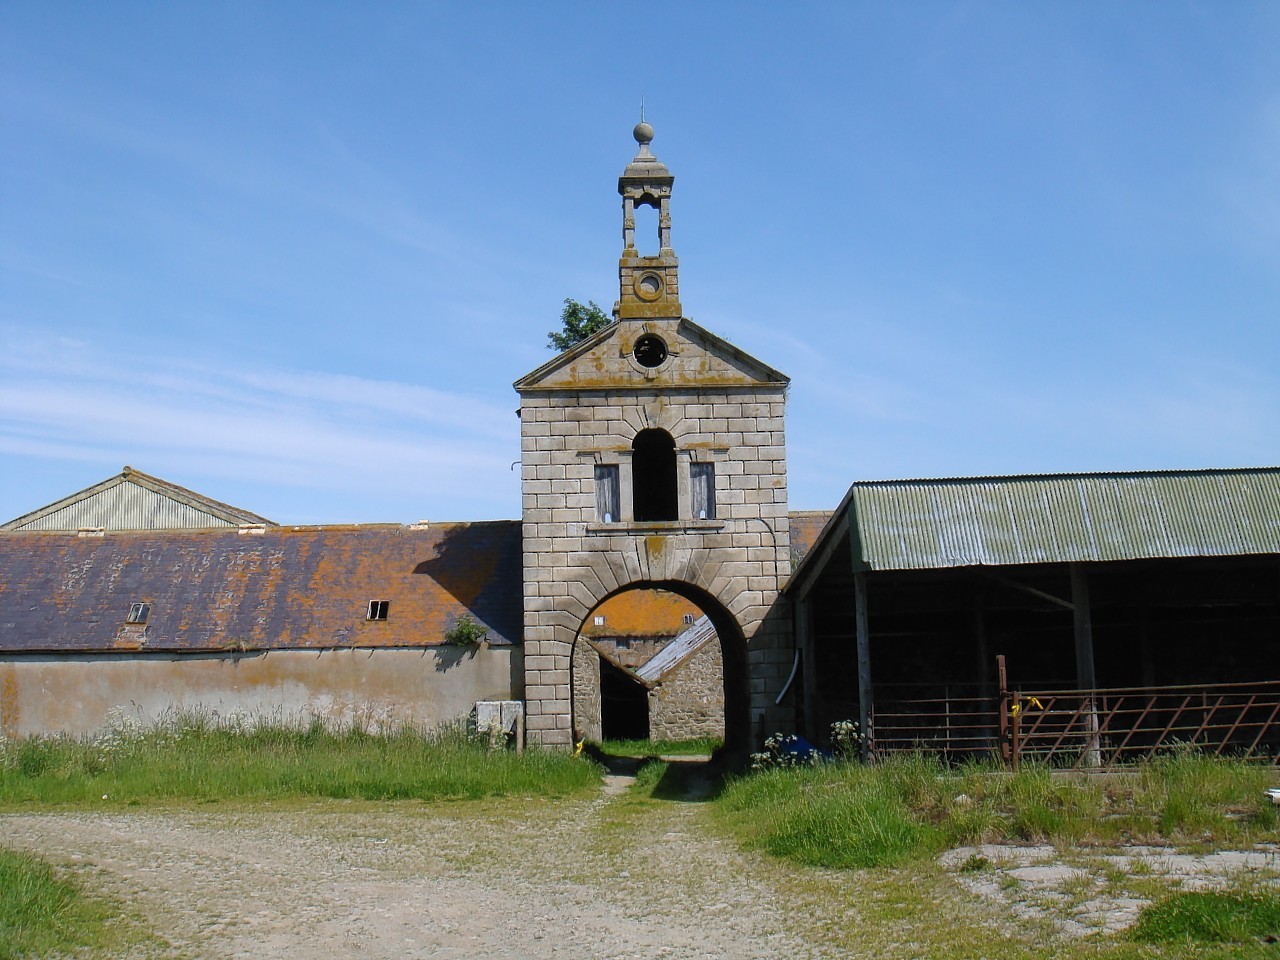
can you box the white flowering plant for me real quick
[749,733,821,771]
[829,718,864,760]
[750,719,865,771]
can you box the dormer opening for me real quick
[632,429,678,521]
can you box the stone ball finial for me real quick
[633,121,655,145]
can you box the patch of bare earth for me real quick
[940,842,1280,939]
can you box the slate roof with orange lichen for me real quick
[0,522,521,653]
[579,589,700,638]
[2,512,832,654]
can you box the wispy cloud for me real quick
[0,324,521,520]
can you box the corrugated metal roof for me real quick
[847,468,1280,571]
[2,467,274,531]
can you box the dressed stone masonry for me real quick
[514,122,794,749]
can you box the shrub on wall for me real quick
[443,615,487,647]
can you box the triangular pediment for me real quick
[1,467,274,532]
[514,317,788,392]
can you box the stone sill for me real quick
[585,520,726,535]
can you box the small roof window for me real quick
[126,602,151,624]
[367,600,390,621]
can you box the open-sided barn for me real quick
[788,468,1280,763]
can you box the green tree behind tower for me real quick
[547,299,612,351]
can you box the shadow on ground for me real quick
[587,748,733,802]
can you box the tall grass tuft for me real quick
[715,758,945,868]
[1138,751,1278,836]
[713,752,1279,870]
[1129,888,1280,944]
[632,759,670,792]
[0,711,601,806]
[0,848,138,957]
[763,777,936,869]
[945,761,1108,844]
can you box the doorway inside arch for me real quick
[570,583,747,752]
[599,658,649,740]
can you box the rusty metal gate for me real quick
[869,656,1280,768]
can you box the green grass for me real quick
[712,754,1279,870]
[0,848,149,959]
[714,756,946,868]
[1129,889,1280,944]
[1137,751,1278,837]
[0,716,602,806]
[632,758,670,791]
[599,737,722,757]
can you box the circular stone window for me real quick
[634,272,664,301]
[633,334,669,368]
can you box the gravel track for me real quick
[2,765,824,959]
[8,765,1273,957]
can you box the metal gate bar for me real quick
[866,671,1280,768]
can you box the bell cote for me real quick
[615,121,683,320]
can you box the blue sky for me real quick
[3,3,1277,525]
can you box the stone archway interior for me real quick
[570,585,734,745]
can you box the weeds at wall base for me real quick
[0,709,602,806]
[598,737,722,758]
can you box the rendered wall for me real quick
[0,646,522,739]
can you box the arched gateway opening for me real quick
[569,581,749,752]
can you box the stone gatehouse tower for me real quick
[514,123,793,750]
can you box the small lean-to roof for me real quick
[0,521,522,653]
[635,615,717,685]
[789,467,1280,589]
[1,467,274,531]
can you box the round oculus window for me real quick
[634,272,663,301]
[633,334,668,368]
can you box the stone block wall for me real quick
[648,640,725,741]
[570,640,602,742]
[519,383,791,749]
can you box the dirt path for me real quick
[2,763,825,960]
[10,763,1274,958]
